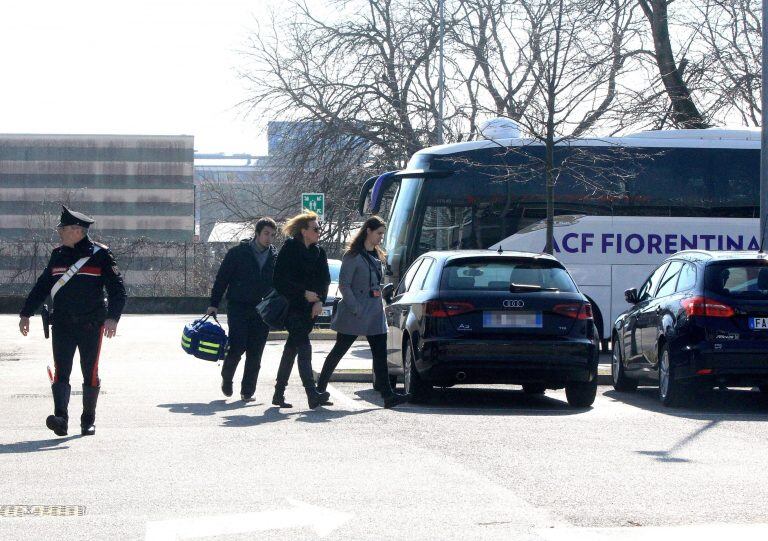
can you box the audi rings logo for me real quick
[503,300,525,308]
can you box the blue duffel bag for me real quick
[181,314,228,362]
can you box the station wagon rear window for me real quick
[705,262,768,299]
[440,259,578,292]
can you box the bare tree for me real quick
[636,0,710,128]
[685,0,761,126]
[499,0,644,252]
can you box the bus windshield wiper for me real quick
[509,283,559,292]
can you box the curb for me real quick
[322,364,614,385]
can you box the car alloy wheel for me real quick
[611,337,637,392]
[658,344,685,407]
[403,339,429,402]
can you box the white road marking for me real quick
[145,499,352,540]
[325,382,366,411]
[539,523,768,541]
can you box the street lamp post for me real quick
[761,0,768,249]
[437,0,445,145]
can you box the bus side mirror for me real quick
[624,288,638,304]
[382,283,394,304]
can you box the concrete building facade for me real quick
[0,134,194,241]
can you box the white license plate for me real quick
[483,311,542,328]
[749,317,768,329]
[321,308,332,317]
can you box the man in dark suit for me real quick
[19,206,127,436]
[208,217,277,401]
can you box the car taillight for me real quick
[681,296,735,318]
[425,300,475,317]
[553,303,593,320]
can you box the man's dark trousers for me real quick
[221,303,270,397]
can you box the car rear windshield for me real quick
[440,259,578,292]
[705,262,768,299]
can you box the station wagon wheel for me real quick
[611,336,637,392]
[658,343,685,407]
[565,378,597,408]
[403,339,430,402]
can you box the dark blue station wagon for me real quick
[612,250,768,406]
[383,251,600,407]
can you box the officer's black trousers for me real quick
[274,311,316,392]
[317,333,392,396]
[51,319,104,387]
[221,305,270,396]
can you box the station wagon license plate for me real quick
[483,311,542,328]
[749,317,768,330]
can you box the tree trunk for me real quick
[639,0,709,129]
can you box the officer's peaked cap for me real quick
[57,206,95,228]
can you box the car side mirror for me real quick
[624,288,638,304]
[382,283,394,304]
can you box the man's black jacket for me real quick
[20,236,127,323]
[274,237,330,314]
[209,240,277,308]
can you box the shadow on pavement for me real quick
[157,399,259,417]
[0,435,83,454]
[604,387,768,420]
[354,386,587,415]
[221,405,377,427]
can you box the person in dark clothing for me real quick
[272,211,331,409]
[19,206,127,437]
[316,216,408,408]
[208,217,278,401]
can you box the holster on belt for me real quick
[40,304,50,339]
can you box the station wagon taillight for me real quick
[425,300,475,317]
[552,303,593,320]
[681,296,735,318]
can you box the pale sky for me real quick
[0,0,283,154]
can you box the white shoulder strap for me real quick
[51,246,101,299]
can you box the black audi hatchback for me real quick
[383,251,600,407]
[612,250,768,406]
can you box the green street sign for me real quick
[301,193,325,220]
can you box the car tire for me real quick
[522,384,546,395]
[658,343,686,407]
[611,336,638,392]
[565,379,597,408]
[403,339,430,402]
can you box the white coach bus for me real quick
[357,124,760,346]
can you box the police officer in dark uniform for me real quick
[207,217,278,401]
[18,206,126,437]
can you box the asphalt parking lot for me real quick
[2,314,768,540]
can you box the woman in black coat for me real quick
[272,211,331,409]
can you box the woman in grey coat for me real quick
[316,216,408,408]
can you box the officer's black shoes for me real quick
[46,415,68,437]
[80,385,99,436]
[221,380,233,398]
[272,390,293,408]
[383,392,410,409]
[240,393,255,402]
[306,388,331,410]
